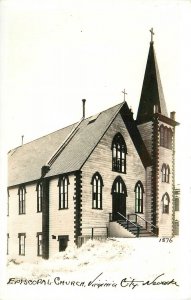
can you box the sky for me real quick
[1,0,191,184]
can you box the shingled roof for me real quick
[8,101,152,187]
[136,41,168,124]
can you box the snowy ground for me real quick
[2,237,191,300]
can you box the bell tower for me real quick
[136,29,179,236]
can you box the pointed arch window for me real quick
[36,182,43,212]
[18,186,26,215]
[112,133,127,173]
[162,193,170,214]
[161,164,170,183]
[134,181,144,213]
[58,176,69,209]
[111,176,127,195]
[91,172,103,209]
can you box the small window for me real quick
[162,193,170,214]
[91,172,104,209]
[18,233,26,256]
[18,186,26,215]
[7,189,9,216]
[7,233,9,255]
[37,233,42,256]
[134,181,144,213]
[58,176,69,209]
[161,164,170,183]
[37,182,43,213]
[112,133,127,173]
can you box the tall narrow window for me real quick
[161,164,170,183]
[162,193,170,214]
[161,164,166,182]
[160,125,164,147]
[91,172,103,209]
[112,133,127,173]
[37,233,42,256]
[160,125,173,149]
[37,182,43,212]
[7,188,9,216]
[58,176,69,209]
[166,165,170,183]
[18,186,26,214]
[7,234,9,255]
[134,181,144,213]
[18,233,26,255]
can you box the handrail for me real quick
[130,213,158,229]
[128,213,158,236]
[117,212,139,228]
[117,212,140,237]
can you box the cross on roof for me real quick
[122,89,127,101]
[150,28,154,43]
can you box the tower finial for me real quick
[150,28,154,43]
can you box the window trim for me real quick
[162,193,170,214]
[111,133,127,174]
[111,176,127,196]
[161,164,170,183]
[58,175,70,210]
[159,125,173,149]
[7,233,9,255]
[36,232,42,256]
[134,181,144,214]
[91,172,104,210]
[18,186,26,215]
[36,182,43,213]
[18,233,26,256]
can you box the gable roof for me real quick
[8,102,123,187]
[8,101,152,187]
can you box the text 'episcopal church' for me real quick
[7,32,179,261]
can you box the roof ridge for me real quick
[46,118,84,167]
[79,101,125,171]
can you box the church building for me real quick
[7,32,179,261]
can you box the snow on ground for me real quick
[3,237,191,300]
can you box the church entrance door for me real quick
[112,176,127,221]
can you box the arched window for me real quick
[162,193,170,214]
[18,186,26,214]
[161,164,170,183]
[58,176,69,209]
[111,133,127,173]
[91,172,103,209]
[134,181,144,213]
[36,182,43,212]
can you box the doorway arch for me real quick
[111,176,127,220]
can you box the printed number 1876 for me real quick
[159,237,173,243]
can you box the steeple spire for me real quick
[136,29,168,124]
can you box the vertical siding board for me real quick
[8,183,42,262]
[48,175,75,257]
[81,114,146,235]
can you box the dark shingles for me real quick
[8,103,123,186]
